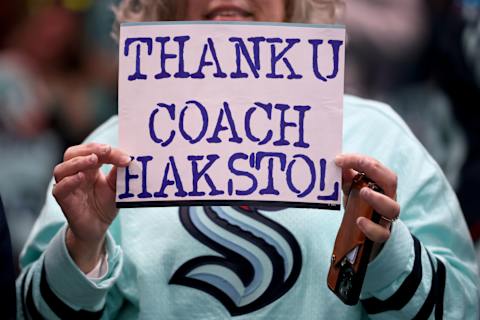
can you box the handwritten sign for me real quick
[116,22,345,209]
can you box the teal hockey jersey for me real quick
[17,96,479,319]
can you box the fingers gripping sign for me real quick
[52,143,131,273]
[335,154,400,246]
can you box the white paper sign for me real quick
[116,22,344,209]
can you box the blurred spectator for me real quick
[345,0,466,188]
[345,0,429,97]
[437,0,480,241]
[419,0,480,241]
[0,2,119,268]
[0,6,73,260]
[345,0,480,241]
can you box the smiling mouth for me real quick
[205,6,254,21]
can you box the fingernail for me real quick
[360,187,370,197]
[121,155,131,164]
[101,145,111,154]
[335,155,344,166]
[89,154,97,163]
[356,217,365,228]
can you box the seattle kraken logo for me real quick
[169,206,302,316]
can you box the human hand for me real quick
[52,143,131,272]
[335,154,400,259]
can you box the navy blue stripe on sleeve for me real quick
[434,258,446,320]
[39,262,104,320]
[361,235,423,314]
[413,250,438,319]
[20,271,28,318]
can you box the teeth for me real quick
[207,8,252,20]
[216,10,244,17]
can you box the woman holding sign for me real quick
[17,0,478,319]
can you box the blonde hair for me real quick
[113,0,343,38]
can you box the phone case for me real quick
[327,173,382,305]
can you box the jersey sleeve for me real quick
[16,221,123,319]
[16,117,126,319]
[346,98,480,319]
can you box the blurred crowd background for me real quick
[0,0,479,273]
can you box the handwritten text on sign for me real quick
[117,22,345,209]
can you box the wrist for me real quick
[65,228,106,274]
